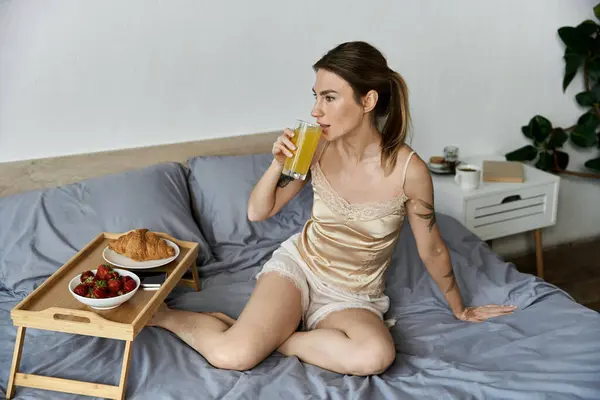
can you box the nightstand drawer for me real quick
[464,183,557,240]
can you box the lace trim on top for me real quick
[311,162,408,221]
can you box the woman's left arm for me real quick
[403,156,516,322]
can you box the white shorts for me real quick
[255,233,390,331]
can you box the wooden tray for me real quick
[6,231,201,400]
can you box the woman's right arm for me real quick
[247,129,310,221]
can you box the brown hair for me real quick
[313,41,411,174]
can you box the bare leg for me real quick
[147,305,230,353]
[277,308,395,376]
[147,272,302,371]
[208,312,237,327]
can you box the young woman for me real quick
[148,41,516,376]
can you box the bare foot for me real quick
[207,312,237,327]
[147,302,171,327]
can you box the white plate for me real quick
[428,160,448,168]
[102,239,180,270]
[428,162,450,171]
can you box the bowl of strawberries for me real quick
[69,264,140,310]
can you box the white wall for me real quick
[1,0,598,255]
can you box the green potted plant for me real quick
[506,3,600,178]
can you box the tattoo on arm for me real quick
[443,268,457,294]
[277,174,294,188]
[415,199,437,232]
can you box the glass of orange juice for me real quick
[282,120,323,180]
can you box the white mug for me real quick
[454,164,481,190]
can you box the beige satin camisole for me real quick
[296,144,415,295]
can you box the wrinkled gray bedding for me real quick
[1,158,599,399]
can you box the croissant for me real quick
[108,229,175,261]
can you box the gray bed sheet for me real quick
[1,213,600,399]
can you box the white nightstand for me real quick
[431,155,560,278]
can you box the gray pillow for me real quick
[0,162,213,296]
[187,153,313,275]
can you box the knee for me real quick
[206,342,262,371]
[350,339,396,376]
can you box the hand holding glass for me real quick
[281,120,323,180]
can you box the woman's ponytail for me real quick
[380,70,411,174]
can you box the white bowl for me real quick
[68,268,140,310]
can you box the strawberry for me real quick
[83,275,96,287]
[123,279,137,293]
[93,286,108,298]
[73,283,88,297]
[107,278,121,293]
[96,264,112,281]
[105,271,119,281]
[80,270,94,282]
[95,279,108,290]
[91,280,108,298]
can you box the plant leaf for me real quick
[571,124,598,147]
[578,111,600,129]
[521,125,533,139]
[554,150,570,170]
[505,145,538,162]
[548,128,569,149]
[577,20,599,36]
[558,26,591,54]
[584,156,600,171]
[575,91,597,106]
[593,83,600,100]
[588,58,600,83]
[563,49,585,91]
[592,83,600,102]
[535,152,553,171]
[530,115,552,142]
[595,3,600,20]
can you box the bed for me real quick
[1,132,599,399]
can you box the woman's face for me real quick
[311,69,366,141]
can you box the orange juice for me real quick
[283,121,322,180]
